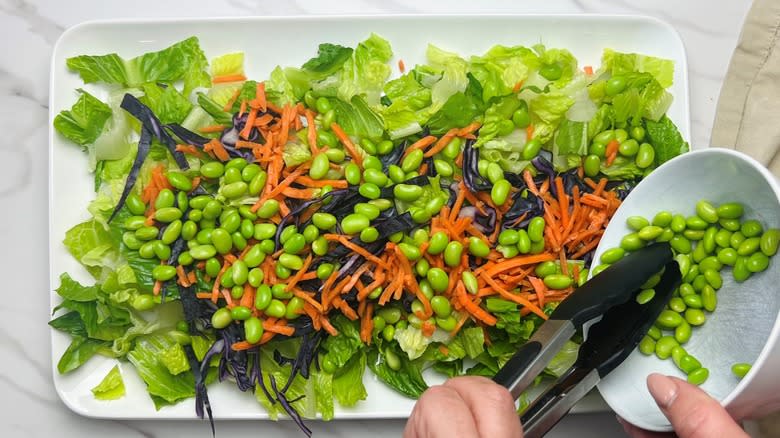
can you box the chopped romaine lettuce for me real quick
[603,48,674,88]
[91,365,126,400]
[53,89,112,147]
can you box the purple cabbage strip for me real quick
[120,93,188,169]
[462,139,491,193]
[269,375,312,437]
[531,155,556,196]
[108,127,151,222]
[184,344,215,437]
[252,351,275,404]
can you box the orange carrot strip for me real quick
[423,129,457,158]
[457,286,497,326]
[480,273,547,320]
[320,316,339,336]
[331,123,363,169]
[199,125,227,133]
[153,280,162,296]
[294,176,349,189]
[398,59,406,73]
[292,288,323,312]
[523,170,539,196]
[212,74,247,84]
[222,88,242,112]
[484,253,556,277]
[306,110,319,154]
[403,135,438,157]
[605,140,620,166]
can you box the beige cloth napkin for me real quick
[713,1,780,436]
[712,0,780,178]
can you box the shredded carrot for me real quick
[523,169,539,196]
[305,110,319,154]
[212,73,247,84]
[176,265,190,287]
[513,80,524,93]
[330,123,363,169]
[320,315,339,336]
[153,280,162,296]
[294,176,348,189]
[457,286,497,326]
[605,139,620,166]
[204,139,230,162]
[199,125,227,133]
[398,59,406,73]
[526,124,535,140]
[252,82,267,112]
[480,272,547,319]
[403,135,437,157]
[584,65,593,75]
[483,253,556,277]
[423,129,458,158]
[421,321,436,337]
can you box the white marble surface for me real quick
[0,0,753,436]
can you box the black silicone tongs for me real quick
[492,242,681,437]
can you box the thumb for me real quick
[646,373,748,438]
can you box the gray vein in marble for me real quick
[0,0,64,44]
[0,374,59,406]
[0,67,48,108]
[0,148,32,195]
[0,327,49,380]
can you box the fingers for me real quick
[404,384,480,438]
[646,373,749,438]
[444,376,523,438]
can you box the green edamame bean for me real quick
[426,268,449,293]
[202,201,222,220]
[248,268,264,288]
[589,142,607,158]
[398,243,422,261]
[635,143,655,168]
[316,263,334,281]
[241,164,262,183]
[737,237,761,256]
[363,168,388,187]
[621,233,646,251]
[256,199,279,219]
[534,261,559,278]
[155,207,183,223]
[240,219,255,240]
[211,228,232,254]
[204,258,221,278]
[720,218,741,232]
[627,216,650,231]
[512,107,531,128]
[669,297,686,313]
[618,139,639,157]
[614,129,628,143]
[605,77,627,96]
[528,217,545,242]
[498,229,519,246]
[491,179,511,205]
[195,229,213,245]
[279,253,304,270]
[468,237,491,258]
[715,229,732,249]
[380,325,395,342]
[674,320,692,344]
[344,162,361,185]
[701,227,717,254]
[516,230,532,254]
[221,267,235,288]
[639,336,656,355]
[679,355,702,374]
[544,274,573,290]
[444,241,464,267]
[656,310,684,328]
[154,189,175,210]
[231,260,248,285]
[692,275,707,292]
[359,183,381,199]
[265,299,286,318]
[200,162,225,179]
[359,226,378,243]
[522,138,543,160]
[741,219,764,238]
[427,231,449,256]
[283,234,306,255]
[670,235,692,254]
[220,212,241,234]
[433,159,454,177]
[685,216,708,231]
[271,284,292,300]
[311,212,337,230]
[223,167,242,184]
[369,198,393,211]
[211,308,233,329]
[377,140,394,156]
[152,265,176,281]
[222,181,248,199]
[122,232,142,250]
[641,272,662,289]
[393,184,424,202]
[684,308,706,326]
[388,165,406,183]
[166,172,192,192]
[600,248,625,264]
[225,158,248,171]
[230,305,251,321]
[243,317,264,344]
[126,194,147,215]
[311,236,329,256]
[124,215,148,231]
[138,241,158,259]
[436,315,457,331]
[248,171,267,196]
[630,126,646,142]
[647,326,662,340]
[161,220,182,244]
[486,163,504,185]
[699,256,722,272]
[638,225,664,241]
[402,149,424,173]
[442,137,462,160]
[682,293,703,309]
[652,212,673,228]
[462,271,479,295]
[430,296,452,318]
[354,203,380,220]
[655,336,679,360]
[747,252,770,273]
[716,202,743,219]
[671,346,688,367]
[695,200,719,224]
[761,229,780,256]
[636,288,655,305]
[251,224,274,242]
[732,363,752,379]
[669,215,686,234]
[591,264,610,276]
[309,153,330,180]
[594,130,615,144]
[687,368,709,385]
[730,231,746,249]
[341,214,369,235]
[701,285,717,312]
[415,258,430,278]
[254,285,272,310]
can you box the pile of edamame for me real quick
[593,200,778,385]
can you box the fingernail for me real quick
[647,373,679,409]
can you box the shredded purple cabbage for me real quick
[108,127,151,222]
[184,344,214,437]
[121,94,188,169]
[462,139,491,193]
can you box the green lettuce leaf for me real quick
[336,33,393,106]
[603,48,674,88]
[210,52,244,77]
[459,327,486,359]
[474,94,523,148]
[91,365,126,400]
[302,43,354,78]
[141,83,192,125]
[266,66,299,105]
[426,73,486,135]
[55,273,100,301]
[66,36,210,95]
[552,119,589,171]
[427,44,469,108]
[49,311,88,338]
[645,115,689,165]
[196,92,232,126]
[333,351,368,407]
[544,340,579,378]
[469,44,539,102]
[599,156,644,179]
[63,219,117,279]
[159,342,190,376]
[330,95,385,140]
[313,370,335,421]
[367,345,428,398]
[57,337,110,374]
[127,334,196,409]
[529,92,575,144]
[394,326,433,360]
[534,44,579,89]
[381,73,433,138]
[321,315,364,368]
[53,89,112,147]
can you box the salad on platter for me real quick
[50,33,687,434]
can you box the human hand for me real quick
[404,376,523,438]
[620,373,749,438]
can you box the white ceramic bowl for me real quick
[591,148,780,431]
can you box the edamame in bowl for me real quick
[591,148,780,431]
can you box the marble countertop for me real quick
[0,0,754,436]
